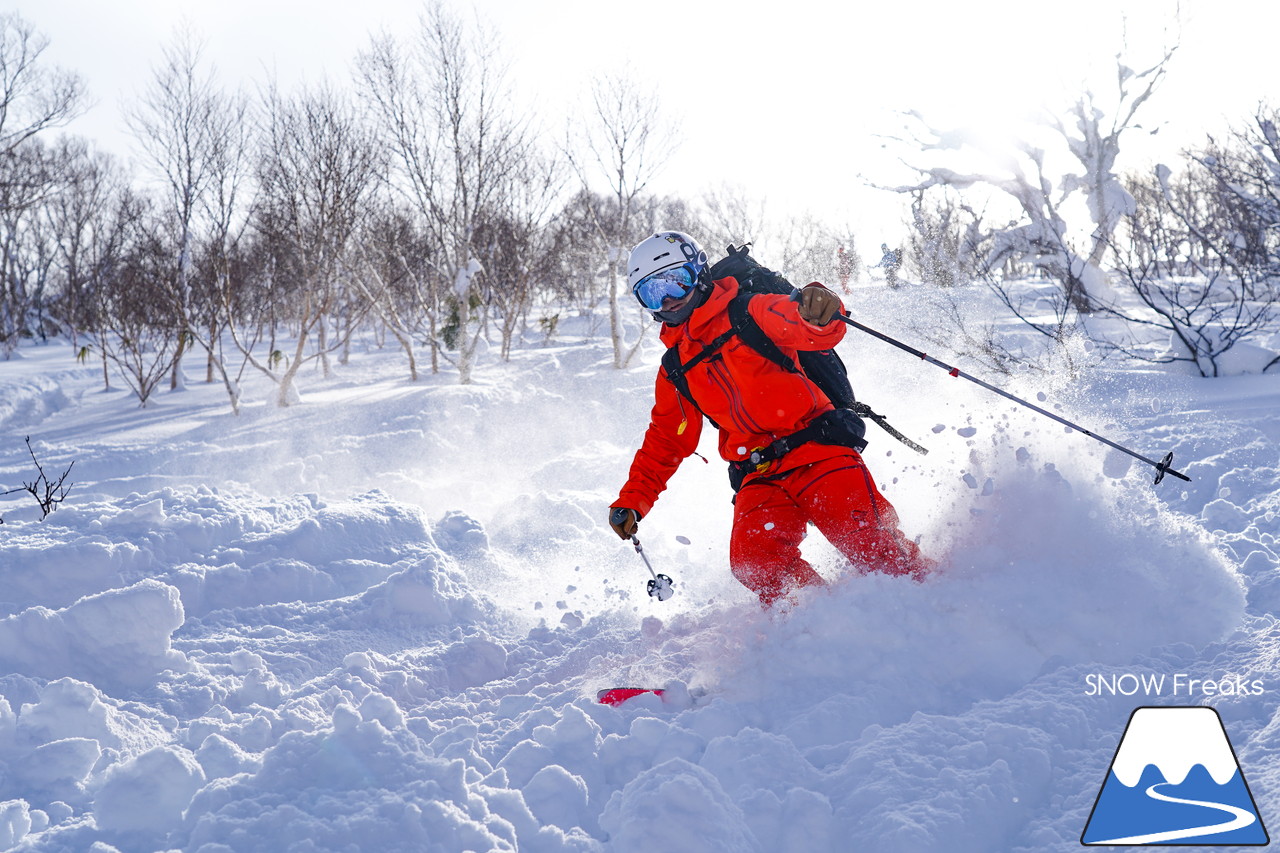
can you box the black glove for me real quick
[609,507,640,540]
[798,283,840,326]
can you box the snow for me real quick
[0,285,1278,852]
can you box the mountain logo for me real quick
[1081,706,1269,846]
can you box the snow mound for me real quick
[95,745,206,839]
[0,328,1275,852]
[0,580,187,692]
[358,551,492,627]
[183,706,599,853]
[0,371,72,431]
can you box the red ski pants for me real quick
[729,448,927,606]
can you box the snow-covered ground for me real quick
[0,285,1277,852]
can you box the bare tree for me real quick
[125,27,254,411]
[1193,105,1280,278]
[194,87,255,410]
[0,13,85,160]
[541,189,614,323]
[765,213,860,287]
[2,436,74,519]
[566,71,680,368]
[97,202,186,406]
[0,16,86,353]
[358,2,531,384]
[696,183,769,250]
[474,150,564,360]
[905,188,988,288]
[246,81,380,406]
[44,137,125,349]
[346,200,428,380]
[0,138,59,354]
[1095,161,1280,376]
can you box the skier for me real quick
[836,245,855,294]
[609,231,931,607]
[876,243,902,289]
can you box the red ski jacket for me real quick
[616,277,848,516]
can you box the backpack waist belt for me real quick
[728,408,869,481]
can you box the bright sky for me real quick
[15,0,1280,248]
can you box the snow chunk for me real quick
[183,712,542,852]
[360,552,488,626]
[523,764,589,829]
[600,758,760,852]
[252,490,437,565]
[359,692,406,730]
[22,737,101,790]
[0,580,186,690]
[700,728,819,799]
[95,746,206,837]
[14,677,169,755]
[1102,448,1133,479]
[432,510,490,556]
[0,800,33,848]
[113,497,166,525]
[196,733,263,780]
[1202,498,1251,534]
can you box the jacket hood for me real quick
[659,277,739,346]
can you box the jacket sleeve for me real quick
[748,288,847,351]
[615,368,703,517]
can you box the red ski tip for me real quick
[597,687,665,706]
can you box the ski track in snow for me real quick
[0,290,1278,853]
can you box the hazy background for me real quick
[16,0,1278,242]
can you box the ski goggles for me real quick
[632,264,699,311]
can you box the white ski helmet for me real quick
[626,231,712,324]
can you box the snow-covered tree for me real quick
[1193,105,1280,279]
[1100,127,1280,377]
[891,48,1175,314]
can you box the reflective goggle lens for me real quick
[633,265,697,310]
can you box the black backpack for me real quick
[660,244,926,481]
[705,244,857,409]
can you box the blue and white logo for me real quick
[1082,706,1269,846]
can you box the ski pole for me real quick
[632,536,675,601]
[832,312,1191,485]
[610,510,675,600]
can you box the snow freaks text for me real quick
[1084,673,1265,698]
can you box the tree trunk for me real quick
[608,273,624,369]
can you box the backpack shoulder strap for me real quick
[661,335,734,431]
[660,346,698,411]
[726,293,802,375]
[660,292,802,430]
